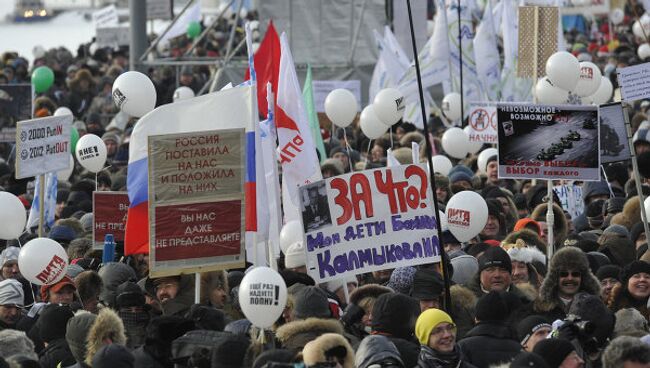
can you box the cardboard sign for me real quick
[599,102,631,164]
[148,129,245,277]
[553,184,585,219]
[617,63,650,102]
[92,5,119,28]
[147,0,172,20]
[466,102,498,143]
[312,80,362,113]
[15,115,72,179]
[93,192,129,249]
[0,84,32,129]
[96,27,130,48]
[496,103,600,181]
[299,164,441,283]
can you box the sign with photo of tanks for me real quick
[496,103,600,181]
[598,102,630,164]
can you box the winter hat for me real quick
[66,311,97,364]
[252,349,296,368]
[66,264,85,279]
[510,352,550,368]
[603,224,630,239]
[605,197,626,215]
[517,315,551,345]
[448,165,473,184]
[450,255,479,285]
[0,246,19,267]
[467,242,490,258]
[411,267,444,300]
[292,285,331,319]
[280,269,315,288]
[101,132,121,147]
[92,344,133,368]
[441,230,460,245]
[602,336,650,368]
[79,213,93,233]
[514,218,542,236]
[575,239,600,253]
[475,291,509,322]
[211,334,251,368]
[0,278,24,307]
[386,266,416,294]
[224,319,252,335]
[507,246,547,266]
[323,276,358,294]
[533,338,576,367]
[321,158,344,176]
[0,330,37,360]
[582,181,612,204]
[415,308,454,345]
[599,237,636,267]
[478,246,512,273]
[587,251,612,274]
[284,241,306,269]
[631,222,647,245]
[302,333,355,368]
[84,308,127,366]
[115,281,146,309]
[619,260,650,285]
[614,308,649,337]
[39,304,74,343]
[40,275,76,302]
[48,224,77,243]
[596,264,621,281]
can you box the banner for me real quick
[15,115,72,179]
[599,102,630,164]
[92,5,119,28]
[148,129,246,277]
[0,84,32,129]
[496,103,600,181]
[312,80,362,113]
[553,183,584,219]
[617,62,650,102]
[299,164,441,283]
[466,102,498,143]
[93,192,129,249]
[96,27,130,48]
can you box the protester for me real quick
[415,308,476,368]
[0,279,24,329]
[607,260,650,319]
[517,315,552,352]
[533,338,585,368]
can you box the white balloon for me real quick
[112,71,157,117]
[238,266,287,328]
[441,127,469,159]
[639,44,650,60]
[53,107,73,117]
[18,238,68,285]
[57,154,75,182]
[645,197,650,222]
[535,77,569,105]
[590,77,614,105]
[280,221,303,254]
[610,8,624,25]
[431,155,453,176]
[477,148,498,173]
[325,89,358,128]
[573,62,602,97]
[0,192,26,240]
[373,88,405,126]
[360,105,388,139]
[633,14,650,39]
[445,191,489,242]
[250,20,260,30]
[438,211,448,232]
[546,51,581,92]
[463,126,483,154]
[74,134,107,173]
[173,86,195,102]
[442,93,462,121]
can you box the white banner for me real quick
[96,27,130,48]
[15,115,72,179]
[92,5,119,29]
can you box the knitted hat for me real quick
[517,315,551,345]
[415,308,454,345]
[92,344,134,368]
[386,266,416,294]
[39,304,74,343]
[533,338,576,367]
[0,247,19,267]
[48,224,77,243]
[478,246,512,273]
[411,267,444,300]
[619,260,650,285]
[0,330,37,361]
[0,279,23,307]
[79,213,94,233]
[292,285,331,319]
[284,241,306,268]
[603,224,630,239]
[596,264,621,282]
[210,334,250,368]
[510,352,550,368]
[450,255,479,286]
[475,291,508,322]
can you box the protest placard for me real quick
[312,80,362,113]
[148,129,246,277]
[496,103,600,181]
[599,102,630,164]
[466,102,497,143]
[617,62,650,101]
[96,27,130,48]
[0,84,32,129]
[299,164,441,283]
[147,0,172,20]
[93,192,129,249]
[553,183,585,219]
[15,115,72,179]
[92,5,119,28]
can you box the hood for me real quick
[98,262,137,307]
[275,317,344,351]
[530,203,568,246]
[355,335,404,368]
[370,293,419,339]
[582,181,611,205]
[349,284,392,306]
[303,333,355,368]
[85,308,127,366]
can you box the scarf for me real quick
[419,345,462,368]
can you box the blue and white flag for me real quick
[26,172,57,232]
[474,0,501,101]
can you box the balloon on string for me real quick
[31,66,55,93]
[250,20,260,30]
[445,191,489,242]
[535,77,569,105]
[53,107,73,117]
[441,127,469,159]
[360,105,388,139]
[442,92,462,121]
[280,221,303,254]
[173,86,195,102]
[463,126,483,154]
[545,51,580,92]
[238,267,287,328]
[18,238,68,285]
[590,77,613,105]
[325,89,358,128]
[373,88,405,126]
[639,44,650,59]
[609,8,624,25]
[633,14,650,39]
[112,71,157,117]
[187,21,201,39]
[0,192,26,240]
[573,62,602,97]
[70,126,79,154]
[477,147,498,173]
[57,154,74,182]
[74,134,107,173]
[431,155,453,176]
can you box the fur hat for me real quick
[506,244,547,266]
[85,308,127,365]
[321,158,344,176]
[349,284,392,306]
[530,203,568,246]
[503,229,547,256]
[302,333,354,368]
[200,270,229,304]
[614,308,649,338]
[602,336,650,368]
[0,330,37,360]
[75,270,103,304]
[622,196,642,229]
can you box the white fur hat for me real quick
[284,241,306,268]
[507,246,547,265]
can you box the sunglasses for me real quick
[559,271,581,278]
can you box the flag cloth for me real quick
[474,0,501,101]
[26,172,57,232]
[260,83,282,258]
[161,1,201,43]
[245,21,281,118]
[124,86,256,255]
[302,65,327,163]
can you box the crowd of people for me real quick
[0,2,649,368]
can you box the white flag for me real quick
[26,172,57,232]
[474,0,501,101]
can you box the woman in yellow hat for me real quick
[415,308,477,368]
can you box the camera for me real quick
[562,314,599,354]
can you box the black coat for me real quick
[371,293,421,368]
[39,338,76,368]
[384,335,421,368]
[457,322,522,368]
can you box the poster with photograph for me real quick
[598,102,630,164]
[497,103,600,181]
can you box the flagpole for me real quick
[38,174,45,237]
[405,0,452,312]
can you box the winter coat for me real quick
[371,293,421,368]
[133,346,165,368]
[133,315,196,368]
[144,274,195,316]
[457,322,522,368]
[449,285,478,339]
[355,335,404,368]
[39,338,76,368]
[608,283,650,320]
[417,345,477,368]
[275,317,347,352]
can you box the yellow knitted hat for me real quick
[415,308,454,345]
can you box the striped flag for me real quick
[26,172,57,232]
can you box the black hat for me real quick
[478,246,512,273]
[211,334,250,368]
[115,281,146,309]
[620,260,650,285]
[475,291,508,322]
[440,230,460,245]
[510,352,550,368]
[517,315,551,345]
[596,264,621,282]
[533,338,576,368]
[39,304,74,343]
[467,243,490,258]
[92,344,134,368]
[411,267,444,300]
[186,304,226,331]
[631,222,647,244]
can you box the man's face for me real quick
[481,215,500,238]
[511,261,530,284]
[49,285,75,305]
[332,152,349,170]
[486,161,499,183]
[496,197,511,215]
[0,305,21,326]
[538,221,549,243]
[427,322,457,353]
[104,139,118,156]
[480,266,511,291]
[372,269,393,284]
[210,287,228,309]
[558,270,582,298]
[2,261,20,279]
[436,187,448,203]
[156,279,180,303]
[523,326,551,352]
[419,299,440,312]
[600,277,621,301]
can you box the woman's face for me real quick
[371,145,384,162]
[628,272,650,300]
[428,322,456,353]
